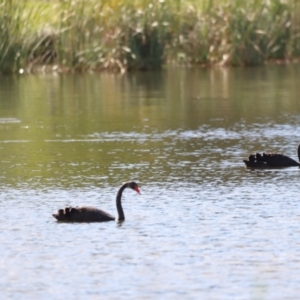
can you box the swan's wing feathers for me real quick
[244,152,300,168]
[76,206,115,222]
[272,153,300,166]
[53,206,115,222]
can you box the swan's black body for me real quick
[52,181,140,222]
[243,144,300,168]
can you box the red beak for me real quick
[135,186,141,195]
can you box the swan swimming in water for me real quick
[52,181,141,222]
[243,144,300,168]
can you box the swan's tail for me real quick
[52,207,75,221]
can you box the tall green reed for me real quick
[168,0,295,67]
[0,0,26,74]
[226,0,292,66]
[117,1,172,70]
[57,0,103,71]
[55,0,173,71]
[0,0,299,73]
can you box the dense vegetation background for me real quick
[1,0,299,73]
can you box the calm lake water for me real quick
[1,65,300,300]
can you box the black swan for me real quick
[52,181,141,222]
[243,144,300,168]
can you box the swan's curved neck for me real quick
[116,183,128,221]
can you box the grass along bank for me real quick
[0,0,299,74]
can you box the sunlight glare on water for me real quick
[0,65,300,299]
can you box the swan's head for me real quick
[127,181,141,195]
